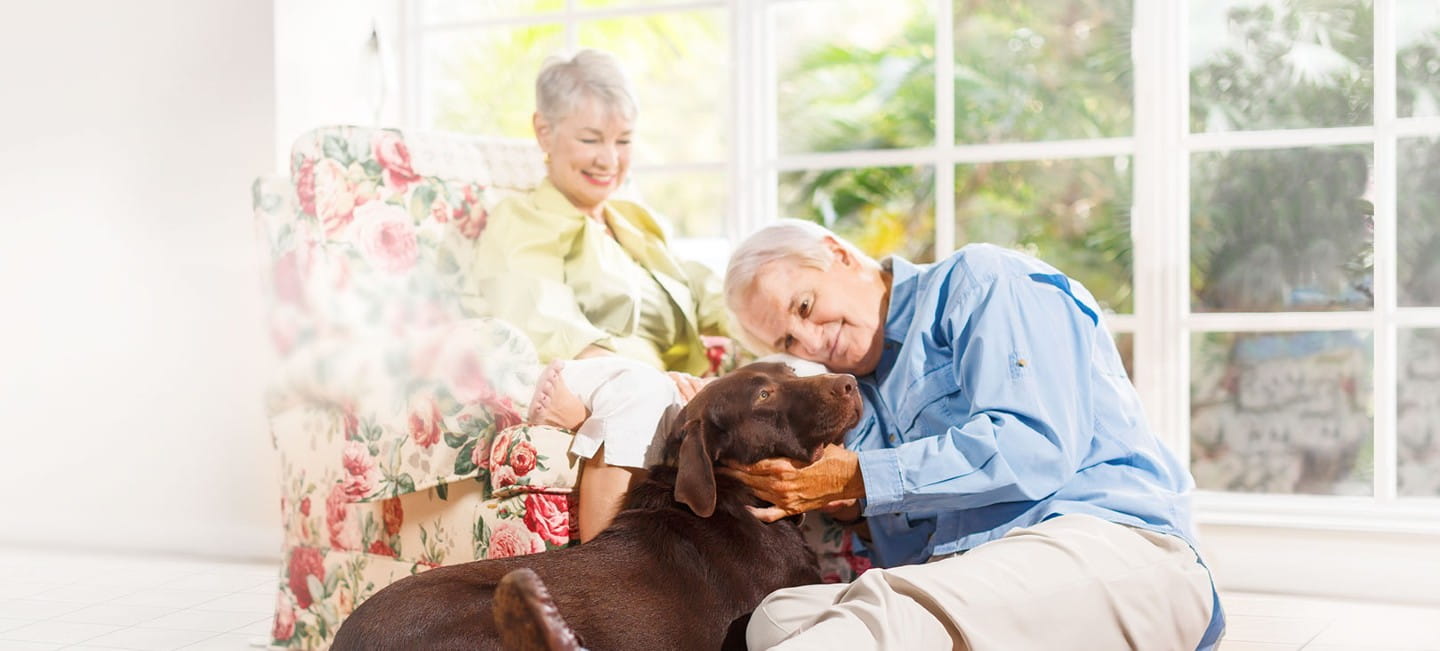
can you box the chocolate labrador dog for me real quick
[331,362,862,650]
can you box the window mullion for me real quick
[1132,0,1188,459]
[773,139,1134,172]
[728,0,762,242]
[760,1,778,228]
[1374,0,1400,502]
[934,0,955,259]
[1170,0,1194,470]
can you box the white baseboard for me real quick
[0,523,282,566]
[1198,522,1440,605]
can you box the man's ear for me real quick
[674,419,717,518]
[823,236,852,267]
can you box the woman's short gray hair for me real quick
[723,219,873,354]
[536,49,638,125]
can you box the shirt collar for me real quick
[533,177,586,218]
[881,256,920,345]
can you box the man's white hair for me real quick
[535,48,638,125]
[723,219,875,355]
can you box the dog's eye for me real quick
[757,389,771,401]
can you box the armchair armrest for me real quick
[486,425,583,498]
[266,318,550,503]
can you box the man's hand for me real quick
[819,498,862,523]
[722,444,866,522]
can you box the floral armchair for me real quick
[252,126,863,649]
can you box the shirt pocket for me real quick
[895,368,963,436]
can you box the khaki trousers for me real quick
[748,514,1214,651]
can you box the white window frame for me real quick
[398,0,732,244]
[397,0,1440,599]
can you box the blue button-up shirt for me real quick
[851,245,1224,649]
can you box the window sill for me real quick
[1196,490,1440,536]
[1195,491,1440,606]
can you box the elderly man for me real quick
[722,220,1225,650]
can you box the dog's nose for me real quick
[831,376,857,397]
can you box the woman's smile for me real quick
[582,171,614,186]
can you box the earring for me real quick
[544,153,551,164]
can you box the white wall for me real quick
[273,0,400,169]
[0,1,279,560]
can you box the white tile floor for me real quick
[1,547,1437,650]
[0,548,273,650]
[1219,592,1440,651]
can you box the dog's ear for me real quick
[674,418,717,518]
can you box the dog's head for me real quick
[666,361,862,517]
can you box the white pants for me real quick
[558,357,683,469]
[748,514,1215,651]
[557,354,830,469]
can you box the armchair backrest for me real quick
[253,126,546,356]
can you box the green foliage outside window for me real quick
[778,0,1135,311]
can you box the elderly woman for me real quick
[721,220,1225,650]
[472,49,726,541]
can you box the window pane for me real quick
[773,0,935,155]
[420,0,562,23]
[955,157,1133,313]
[1190,330,1374,496]
[1190,146,1373,312]
[423,26,565,138]
[1399,328,1440,497]
[1399,137,1440,307]
[1393,328,1440,495]
[579,11,727,164]
[1114,331,1135,382]
[628,168,724,239]
[1190,0,1374,132]
[779,166,936,263]
[1398,0,1440,118]
[953,0,1133,143]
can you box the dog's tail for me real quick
[493,568,586,651]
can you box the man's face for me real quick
[738,243,887,376]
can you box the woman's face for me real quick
[535,97,633,218]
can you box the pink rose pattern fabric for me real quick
[256,127,585,649]
[256,127,544,507]
[800,514,870,586]
[523,493,574,546]
[485,425,581,499]
[267,432,582,648]
[254,127,830,649]
[354,202,420,274]
[256,126,501,371]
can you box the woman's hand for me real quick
[667,372,712,403]
[722,444,866,522]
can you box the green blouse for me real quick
[466,179,727,375]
